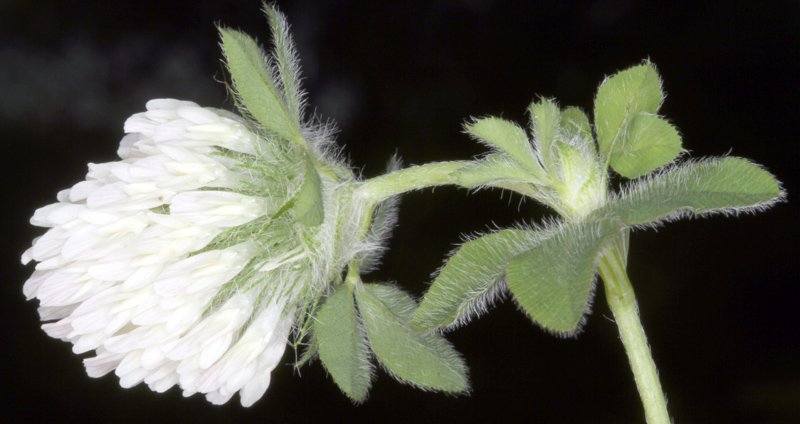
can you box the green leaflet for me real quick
[465,117,543,176]
[608,114,683,179]
[560,106,593,144]
[600,156,784,227]
[453,153,546,189]
[219,27,300,143]
[264,5,305,124]
[356,283,469,393]
[529,98,562,169]
[594,62,665,174]
[507,220,617,335]
[294,154,324,226]
[316,285,373,403]
[412,228,550,331]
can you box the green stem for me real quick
[355,161,469,203]
[598,233,671,424]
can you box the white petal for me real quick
[21,246,34,265]
[36,271,98,306]
[140,347,166,370]
[72,331,107,354]
[240,373,272,408]
[147,98,198,111]
[117,134,141,158]
[62,231,105,261]
[30,227,67,261]
[122,265,163,291]
[31,203,82,227]
[42,319,73,340]
[79,209,119,226]
[38,304,78,321]
[206,390,235,406]
[87,259,134,281]
[69,180,102,202]
[23,270,51,299]
[86,183,128,209]
[177,106,220,124]
[84,351,125,378]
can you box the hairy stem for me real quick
[598,233,671,424]
[355,161,468,203]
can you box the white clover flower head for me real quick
[21,99,381,406]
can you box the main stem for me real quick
[597,234,671,424]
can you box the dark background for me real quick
[2,0,798,423]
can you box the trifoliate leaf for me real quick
[219,27,299,143]
[453,153,546,189]
[465,117,543,176]
[294,154,324,226]
[412,228,551,331]
[594,61,664,168]
[600,156,785,227]
[529,98,562,168]
[356,283,469,393]
[316,285,373,403]
[608,114,683,179]
[507,220,617,335]
[560,106,594,147]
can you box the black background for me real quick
[2,1,798,423]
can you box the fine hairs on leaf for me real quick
[263,3,307,125]
[355,283,470,393]
[412,227,554,331]
[316,284,374,403]
[560,106,593,145]
[453,153,543,191]
[608,113,684,179]
[529,97,563,171]
[219,27,300,144]
[599,156,786,228]
[463,117,545,179]
[506,219,617,335]
[594,60,674,178]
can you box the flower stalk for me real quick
[355,161,469,203]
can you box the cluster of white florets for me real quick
[22,99,299,406]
